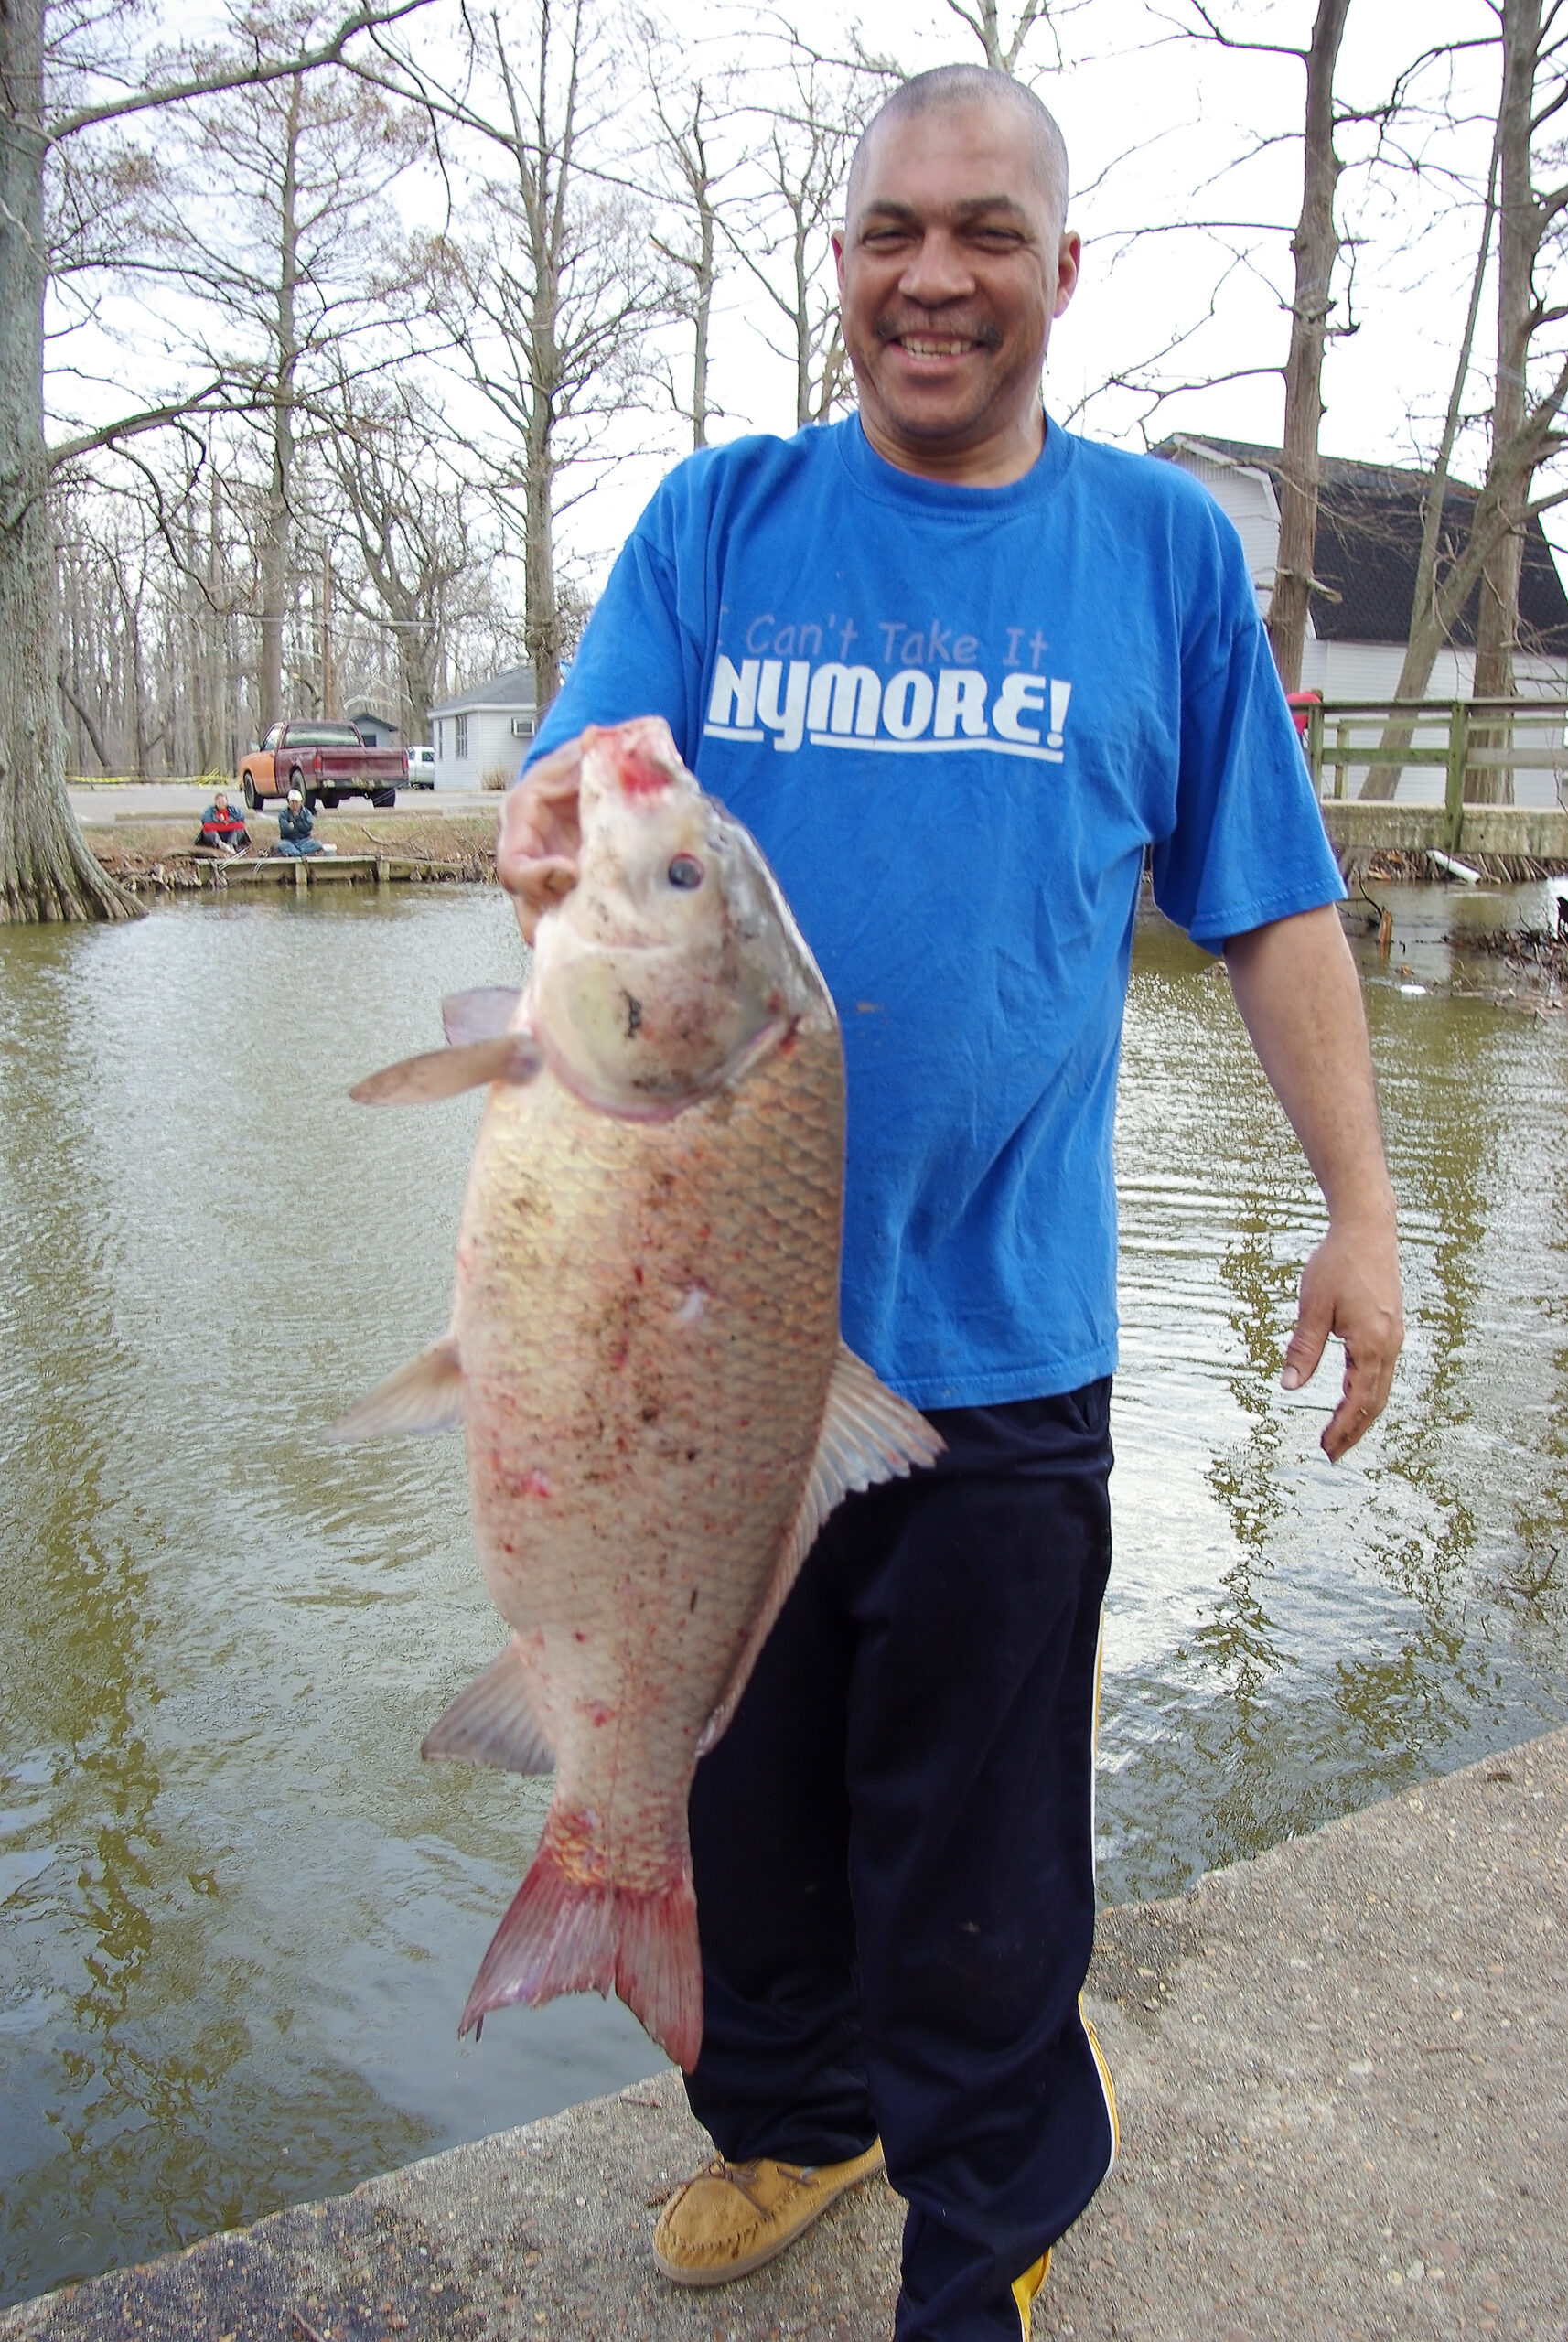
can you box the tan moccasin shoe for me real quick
[652,2140,885,2286]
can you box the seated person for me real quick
[275,789,325,856]
[195,789,251,853]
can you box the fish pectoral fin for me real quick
[325,1333,466,1442]
[442,985,525,1047]
[349,1031,542,1105]
[423,1638,554,1776]
[697,1344,945,1756]
[805,1340,946,1517]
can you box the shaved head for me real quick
[846,66,1069,231]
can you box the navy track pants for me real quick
[685,1381,1117,2341]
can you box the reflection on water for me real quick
[3,882,1566,2304]
[1104,883,1568,1896]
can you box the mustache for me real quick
[874,315,1004,350]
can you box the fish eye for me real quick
[667,854,703,890]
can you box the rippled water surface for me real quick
[3,882,1566,2305]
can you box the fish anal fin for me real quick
[350,1031,542,1106]
[422,1638,554,1777]
[697,1343,943,1756]
[326,1333,465,1443]
[443,985,524,1047]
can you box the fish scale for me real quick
[332,715,941,2068]
[459,1025,843,1894]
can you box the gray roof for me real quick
[430,663,537,717]
[1157,435,1568,654]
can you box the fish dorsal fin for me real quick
[350,1031,542,1106]
[325,1333,466,1443]
[443,985,525,1047]
[423,1638,554,1776]
[697,1344,943,1756]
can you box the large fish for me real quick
[330,716,940,2070]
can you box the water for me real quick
[2,882,1565,2305]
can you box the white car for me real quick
[406,744,435,789]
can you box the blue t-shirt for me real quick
[528,414,1342,1408]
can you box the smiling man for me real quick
[498,63,1402,2342]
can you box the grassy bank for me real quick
[90,811,499,891]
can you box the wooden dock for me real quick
[115,852,489,894]
[1307,696,1568,863]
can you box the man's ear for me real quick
[832,228,847,292]
[1053,231,1082,320]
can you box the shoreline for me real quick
[88,811,499,892]
[5,1725,1563,2338]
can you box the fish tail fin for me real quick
[460,1824,702,2071]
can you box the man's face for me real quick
[833,101,1079,478]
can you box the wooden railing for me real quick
[1305,699,1568,852]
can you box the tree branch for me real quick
[48,1,433,145]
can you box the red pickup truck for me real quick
[239,721,406,811]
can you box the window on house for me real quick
[456,714,469,757]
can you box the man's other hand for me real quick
[1281,1213,1403,1463]
[497,736,583,941]
[1223,904,1404,1463]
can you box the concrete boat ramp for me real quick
[5,1730,1564,2342]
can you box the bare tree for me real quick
[372,0,664,711]
[151,27,422,734]
[939,0,1068,75]
[1269,0,1354,691]
[727,54,877,430]
[328,378,476,736]
[0,0,426,922]
[1471,0,1566,707]
[642,50,744,451]
[1360,3,1568,799]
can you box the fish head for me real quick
[529,717,830,1117]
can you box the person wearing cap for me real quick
[275,789,324,857]
[194,789,251,854]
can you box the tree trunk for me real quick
[0,0,136,920]
[525,430,560,711]
[692,191,714,448]
[1267,0,1351,693]
[258,78,303,736]
[792,197,811,429]
[1467,0,1539,802]
[1360,9,1562,802]
[398,628,435,740]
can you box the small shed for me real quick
[346,703,402,748]
[428,664,538,790]
[1156,435,1568,698]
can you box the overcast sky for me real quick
[65,0,1559,596]
[575,0,1549,581]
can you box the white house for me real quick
[428,663,538,790]
[1157,434,1568,703]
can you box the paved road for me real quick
[5,1727,1563,2340]
[69,784,501,824]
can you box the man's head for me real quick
[834,66,1079,484]
[214,790,229,808]
[287,788,303,805]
